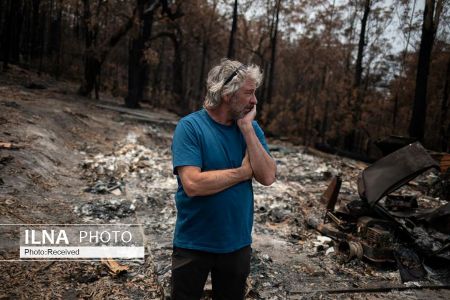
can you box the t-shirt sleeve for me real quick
[172,119,202,175]
[252,121,271,155]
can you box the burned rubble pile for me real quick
[72,121,449,298]
[309,142,450,284]
[75,132,176,223]
[73,130,178,296]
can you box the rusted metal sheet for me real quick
[358,142,439,207]
[321,175,342,211]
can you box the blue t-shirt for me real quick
[171,109,270,253]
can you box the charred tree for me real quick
[195,1,218,108]
[258,0,280,121]
[12,0,24,63]
[344,0,371,152]
[78,0,96,97]
[352,0,371,127]
[0,1,4,39]
[195,38,209,107]
[152,30,185,114]
[78,0,136,98]
[319,0,336,142]
[408,0,440,141]
[266,0,280,108]
[227,0,238,59]
[171,32,185,113]
[441,56,450,152]
[393,0,417,132]
[2,0,23,69]
[125,0,157,108]
[49,0,63,77]
[37,1,47,74]
[345,4,358,74]
[153,38,166,103]
[126,0,182,108]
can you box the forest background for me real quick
[1,0,449,159]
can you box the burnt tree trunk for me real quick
[319,0,336,142]
[0,1,5,61]
[393,0,417,133]
[392,93,399,131]
[151,30,185,114]
[344,0,371,152]
[11,0,24,63]
[320,65,330,142]
[441,56,450,152]
[125,0,156,108]
[78,0,135,98]
[37,1,47,74]
[173,35,185,113]
[345,4,358,74]
[73,0,81,39]
[50,0,63,77]
[153,38,166,104]
[196,38,209,107]
[0,1,4,40]
[258,0,280,122]
[352,0,371,127]
[266,0,280,108]
[78,0,95,96]
[408,0,438,141]
[227,0,238,59]
[2,0,22,69]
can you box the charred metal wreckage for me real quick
[308,142,450,283]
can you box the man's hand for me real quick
[240,151,253,180]
[236,106,276,186]
[237,106,256,129]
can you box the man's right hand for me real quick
[240,151,253,180]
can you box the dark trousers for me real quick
[171,245,251,300]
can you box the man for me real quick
[171,58,276,300]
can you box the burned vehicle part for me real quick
[312,142,449,283]
[357,142,439,207]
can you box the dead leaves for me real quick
[101,258,129,276]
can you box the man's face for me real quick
[229,78,258,120]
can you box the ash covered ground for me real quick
[1,66,449,299]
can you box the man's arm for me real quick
[178,152,253,197]
[238,107,276,186]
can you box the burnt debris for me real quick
[311,142,450,283]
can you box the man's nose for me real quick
[250,94,257,105]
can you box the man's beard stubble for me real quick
[229,97,247,121]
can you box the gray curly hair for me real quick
[204,58,263,109]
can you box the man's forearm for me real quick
[180,166,251,197]
[240,125,276,186]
